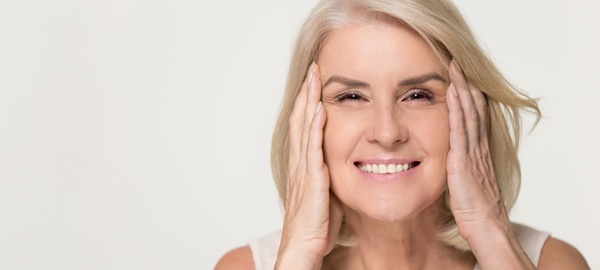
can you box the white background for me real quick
[0,0,598,269]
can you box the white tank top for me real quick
[248,223,550,270]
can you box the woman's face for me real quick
[319,23,450,222]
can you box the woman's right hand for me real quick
[275,63,345,270]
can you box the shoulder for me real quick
[214,246,255,270]
[537,237,590,270]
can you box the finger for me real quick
[288,63,314,169]
[469,83,492,171]
[450,61,480,152]
[300,64,322,165]
[449,59,467,88]
[446,82,468,166]
[306,99,326,175]
[450,63,496,193]
[471,92,499,198]
[469,82,489,145]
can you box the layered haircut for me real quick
[271,0,541,251]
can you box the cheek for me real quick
[322,108,362,165]
[322,108,364,200]
[403,108,451,205]
[407,107,450,158]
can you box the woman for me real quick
[217,0,589,269]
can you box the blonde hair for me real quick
[271,0,541,251]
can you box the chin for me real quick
[338,184,447,224]
[362,206,413,223]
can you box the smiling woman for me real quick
[319,25,452,230]
[215,0,590,269]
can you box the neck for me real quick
[324,196,475,270]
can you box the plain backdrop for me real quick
[0,0,598,269]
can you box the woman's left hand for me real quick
[445,60,535,269]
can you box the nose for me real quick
[365,104,408,148]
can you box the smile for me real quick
[356,162,420,174]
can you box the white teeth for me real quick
[388,164,396,173]
[359,163,415,174]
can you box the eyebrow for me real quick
[323,72,447,88]
[323,76,369,88]
[398,73,447,86]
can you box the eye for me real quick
[403,89,433,102]
[335,92,366,102]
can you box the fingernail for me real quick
[450,82,458,97]
[307,62,316,89]
[452,59,463,74]
[314,101,322,115]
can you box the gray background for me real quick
[0,0,598,269]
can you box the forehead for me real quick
[318,24,446,83]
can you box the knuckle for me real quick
[474,150,484,160]
[301,123,310,137]
[288,113,296,126]
[469,108,479,120]
[306,140,320,154]
[495,196,502,207]
[289,114,302,130]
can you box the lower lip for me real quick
[355,163,419,182]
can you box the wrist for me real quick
[275,248,322,270]
[275,238,324,270]
[467,222,535,270]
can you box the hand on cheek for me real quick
[445,61,538,269]
[276,63,344,270]
[445,60,511,240]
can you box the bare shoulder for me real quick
[214,245,255,270]
[538,237,590,270]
